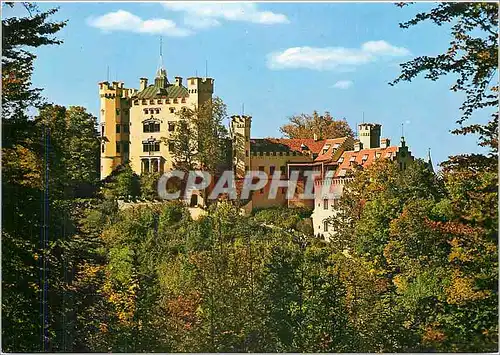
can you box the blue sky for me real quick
[7,2,491,168]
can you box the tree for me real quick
[2,2,67,146]
[280,111,354,139]
[167,97,229,175]
[391,2,498,165]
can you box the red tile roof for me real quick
[314,137,349,162]
[334,146,399,177]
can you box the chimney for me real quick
[313,133,318,141]
[354,140,363,152]
[140,78,148,91]
[381,138,390,149]
[175,76,182,86]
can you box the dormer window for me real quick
[338,157,344,163]
[333,143,340,149]
[157,100,162,104]
[375,152,381,160]
[362,154,368,162]
[349,156,356,162]
[385,152,392,158]
[149,100,155,104]
[322,144,330,154]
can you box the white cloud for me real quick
[267,40,411,71]
[332,80,353,89]
[87,10,192,37]
[361,40,410,56]
[162,2,290,28]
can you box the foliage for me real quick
[2,2,67,130]
[166,97,229,174]
[329,158,498,352]
[280,111,354,139]
[391,2,498,160]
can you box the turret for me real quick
[359,123,381,149]
[230,115,251,178]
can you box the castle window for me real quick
[333,198,339,208]
[123,142,129,153]
[324,199,328,210]
[338,157,344,163]
[101,125,104,136]
[157,99,162,104]
[134,100,139,105]
[116,109,120,116]
[169,107,175,113]
[143,141,160,152]
[168,141,175,151]
[173,98,178,104]
[155,109,160,114]
[116,124,121,133]
[259,166,265,172]
[142,100,147,105]
[165,98,170,104]
[168,122,175,132]
[123,124,129,133]
[181,98,186,103]
[323,220,329,232]
[116,141,121,153]
[270,166,275,175]
[190,79,195,85]
[101,144,104,153]
[143,122,160,133]
[245,150,248,157]
[149,100,154,104]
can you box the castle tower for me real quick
[230,115,251,178]
[99,81,132,180]
[358,123,381,149]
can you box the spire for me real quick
[426,148,435,174]
[155,37,168,89]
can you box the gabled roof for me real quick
[134,84,189,100]
[250,138,326,154]
[334,146,399,177]
[314,137,349,162]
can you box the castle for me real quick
[100,60,429,238]
[99,61,214,180]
